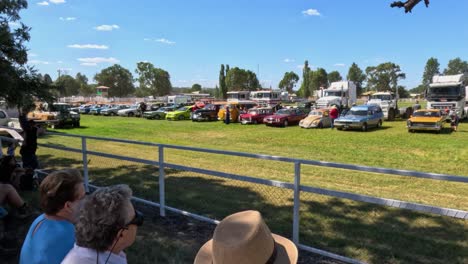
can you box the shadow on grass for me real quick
[300,197,468,264]
[37,154,468,264]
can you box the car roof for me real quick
[414,109,440,112]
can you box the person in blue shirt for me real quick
[20,169,85,264]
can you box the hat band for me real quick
[265,243,278,264]
[211,243,278,264]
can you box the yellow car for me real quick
[217,105,240,122]
[299,108,332,128]
[407,109,446,133]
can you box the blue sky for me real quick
[17,0,468,90]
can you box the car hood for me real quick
[194,109,214,113]
[408,116,443,122]
[317,96,340,103]
[336,115,367,122]
[167,110,184,115]
[302,116,321,122]
[240,113,259,118]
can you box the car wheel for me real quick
[283,120,288,127]
[74,121,80,127]
[337,127,342,131]
[361,123,368,132]
[178,115,185,120]
[253,119,258,124]
[377,120,382,128]
[128,112,135,117]
[155,115,161,120]
[111,112,117,116]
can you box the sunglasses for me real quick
[125,209,144,227]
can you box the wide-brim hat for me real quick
[194,210,298,264]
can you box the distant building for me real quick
[96,86,109,97]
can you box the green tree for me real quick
[75,72,94,96]
[443,57,468,75]
[422,57,440,89]
[327,71,342,83]
[347,63,366,96]
[366,62,406,92]
[135,62,172,96]
[278,72,299,93]
[225,67,260,91]
[298,60,311,98]
[219,64,227,99]
[409,84,426,94]
[398,85,410,98]
[309,68,328,95]
[55,75,80,96]
[94,64,135,97]
[43,73,53,85]
[0,0,54,110]
[191,83,202,92]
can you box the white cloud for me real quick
[94,25,119,31]
[29,53,38,57]
[37,1,49,6]
[68,44,109,50]
[156,38,175,45]
[284,58,295,63]
[29,60,50,65]
[8,22,20,27]
[50,0,66,4]
[81,63,98,67]
[302,9,321,16]
[77,57,120,64]
[60,17,76,21]
[334,63,346,67]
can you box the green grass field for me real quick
[36,115,468,264]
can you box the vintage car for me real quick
[192,103,224,122]
[101,104,130,116]
[239,107,274,124]
[89,104,111,115]
[117,105,139,117]
[143,106,176,120]
[407,109,446,133]
[30,103,81,128]
[299,108,332,129]
[263,108,307,127]
[78,104,93,114]
[217,105,240,122]
[166,106,192,121]
[334,105,383,131]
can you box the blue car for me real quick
[334,105,384,131]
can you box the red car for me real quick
[239,107,274,124]
[263,108,307,127]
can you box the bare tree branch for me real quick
[390,0,430,13]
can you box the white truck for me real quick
[426,74,468,120]
[168,95,192,105]
[316,81,357,110]
[367,92,410,121]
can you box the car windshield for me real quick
[324,91,342,97]
[248,110,258,115]
[413,111,441,117]
[428,86,461,96]
[177,107,187,111]
[370,94,393,100]
[309,111,322,116]
[276,109,291,115]
[50,104,71,112]
[347,109,368,116]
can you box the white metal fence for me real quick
[37,133,468,264]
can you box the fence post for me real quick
[81,137,89,193]
[293,161,301,245]
[159,145,166,217]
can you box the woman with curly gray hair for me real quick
[61,184,143,264]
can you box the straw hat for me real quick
[194,210,298,264]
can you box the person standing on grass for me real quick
[20,169,85,264]
[413,100,421,111]
[329,105,339,129]
[450,111,459,132]
[225,106,230,125]
[61,184,143,264]
[19,108,39,170]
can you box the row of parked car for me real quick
[74,102,455,133]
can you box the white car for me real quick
[117,105,139,117]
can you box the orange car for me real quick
[407,109,446,133]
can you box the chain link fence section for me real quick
[85,154,159,202]
[164,169,294,238]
